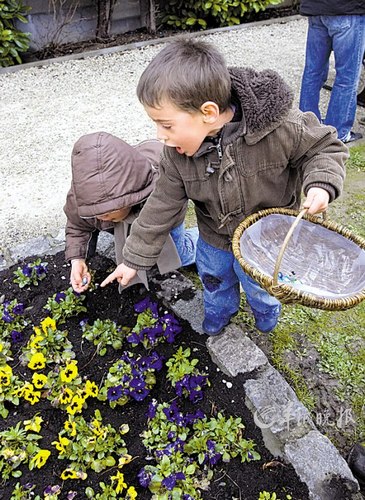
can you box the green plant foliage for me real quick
[160,0,282,30]
[0,0,31,67]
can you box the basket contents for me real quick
[239,213,365,300]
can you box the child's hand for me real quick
[100,263,137,288]
[302,187,330,215]
[70,259,91,293]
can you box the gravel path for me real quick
[1,16,364,251]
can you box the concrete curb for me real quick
[0,15,303,75]
[1,231,362,499]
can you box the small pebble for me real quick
[82,277,88,285]
[226,382,233,389]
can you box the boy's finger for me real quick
[100,272,117,288]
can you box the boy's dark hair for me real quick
[136,37,232,113]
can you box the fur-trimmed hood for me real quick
[226,66,294,143]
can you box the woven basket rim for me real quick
[232,208,365,311]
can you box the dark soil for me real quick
[0,251,310,499]
[22,5,300,63]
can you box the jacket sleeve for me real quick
[63,186,98,262]
[122,152,188,269]
[290,110,347,201]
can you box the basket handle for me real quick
[272,208,309,286]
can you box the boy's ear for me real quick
[200,101,220,123]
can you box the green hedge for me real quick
[160,0,283,30]
[0,0,31,67]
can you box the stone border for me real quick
[1,230,362,499]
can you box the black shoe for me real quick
[357,88,365,107]
[343,131,363,144]
[347,443,365,488]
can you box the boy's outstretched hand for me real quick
[100,263,137,288]
[302,187,330,215]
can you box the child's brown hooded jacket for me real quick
[64,132,184,278]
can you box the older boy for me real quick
[101,38,347,335]
[64,131,198,293]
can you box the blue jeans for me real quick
[299,15,365,141]
[195,237,280,325]
[170,224,199,266]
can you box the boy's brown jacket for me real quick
[122,67,347,270]
[64,132,165,262]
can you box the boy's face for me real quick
[96,207,131,223]
[145,101,216,157]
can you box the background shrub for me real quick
[0,0,31,67]
[160,0,283,30]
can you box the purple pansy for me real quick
[55,292,66,303]
[11,330,24,343]
[12,303,24,315]
[138,467,152,488]
[22,264,32,277]
[107,385,123,402]
[162,472,185,491]
[146,400,158,419]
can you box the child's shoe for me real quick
[251,304,282,333]
[202,315,231,336]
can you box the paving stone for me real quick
[206,324,268,377]
[97,232,115,261]
[0,252,10,271]
[244,364,316,457]
[285,431,361,500]
[10,237,53,263]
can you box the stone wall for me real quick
[16,0,150,51]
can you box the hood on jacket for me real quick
[71,131,162,218]
[228,67,294,141]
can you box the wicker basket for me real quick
[232,208,365,311]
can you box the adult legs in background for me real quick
[300,15,365,142]
[299,16,332,121]
[324,15,365,141]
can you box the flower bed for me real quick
[0,252,309,499]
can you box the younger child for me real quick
[101,38,347,335]
[64,131,198,293]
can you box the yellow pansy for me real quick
[118,454,133,466]
[64,419,77,437]
[52,435,70,453]
[83,380,99,398]
[41,317,57,333]
[66,395,83,415]
[59,387,73,405]
[28,352,46,370]
[24,414,43,433]
[126,486,137,500]
[61,468,87,480]
[111,471,127,494]
[30,449,51,469]
[60,361,78,383]
[91,419,104,437]
[32,373,48,389]
[24,388,41,405]
[29,334,44,349]
[119,423,129,435]
[33,326,42,335]
[0,371,11,387]
[0,364,12,375]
